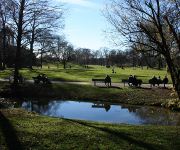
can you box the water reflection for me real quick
[135,106,180,125]
[92,102,111,112]
[17,100,180,126]
[121,104,138,113]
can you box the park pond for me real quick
[15,100,180,126]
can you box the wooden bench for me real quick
[149,78,168,87]
[9,75,25,84]
[32,77,40,84]
[122,79,129,87]
[92,78,105,86]
[122,79,142,87]
[32,75,51,84]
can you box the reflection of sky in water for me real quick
[21,101,180,125]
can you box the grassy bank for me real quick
[0,108,180,150]
[0,65,170,83]
[0,81,178,108]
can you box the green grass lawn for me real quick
[0,108,180,150]
[0,65,170,83]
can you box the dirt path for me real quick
[90,82,173,89]
[25,79,174,89]
[0,78,173,89]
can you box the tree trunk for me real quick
[14,0,25,86]
[158,55,162,70]
[29,16,35,69]
[29,40,34,69]
[2,26,6,70]
[40,51,43,69]
[165,53,180,99]
[63,60,66,69]
[0,48,3,70]
[0,23,6,70]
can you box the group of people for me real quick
[149,75,168,87]
[9,71,24,84]
[34,73,51,84]
[104,74,168,88]
[128,75,139,86]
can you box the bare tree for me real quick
[81,48,91,67]
[0,0,15,69]
[74,48,82,64]
[51,36,74,69]
[4,0,64,85]
[99,47,110,66]
[6,0,26,85]
[0,0,7,69]
[36,29,55,68]
[25,0,64,69]
[105,0,180,99]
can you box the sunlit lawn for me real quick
[0,109,180,150]
[0,64,170,83]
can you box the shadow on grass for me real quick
[99,86,122,89]
[66,119,162,150]
[0,111,23,150]
[128,86,152,90]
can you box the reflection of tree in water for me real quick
[135,107,180,126]
[17,100,180,126]
[92,102,111,112]
[23,100,49,113]
[120,104,180,125]
[121,104,140,113]
[41,101,66,116]
[21,100,65,115]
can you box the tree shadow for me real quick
[65,119,163,150]
[131,86,152,90]
[99,86,122,89]
[0,111,23,150]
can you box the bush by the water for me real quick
[162,99,180,110]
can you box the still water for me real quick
[19,100,180,125]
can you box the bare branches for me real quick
[104,0,180,98]
[104,0,179,55]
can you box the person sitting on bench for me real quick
[33,73,51,84]
[157,76,162,86]
[128,75,134,86]
[152,76,158,86]
[105,75,111,87]
[163,75,168,87]
[132,75,138,86]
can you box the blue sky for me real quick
[54,0,111,50]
